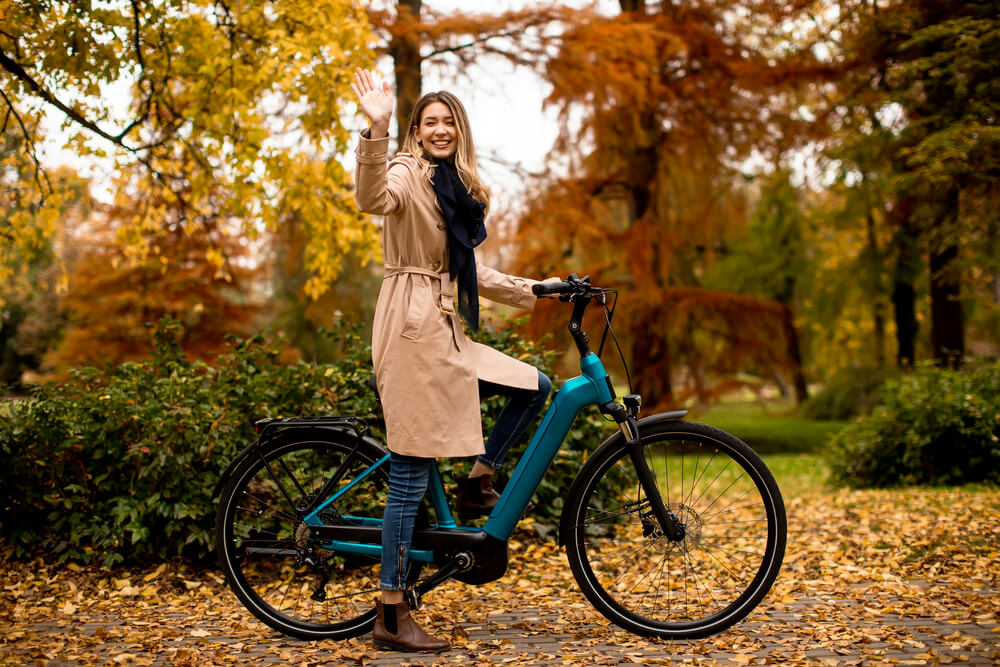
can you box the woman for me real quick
[350,69,553,653]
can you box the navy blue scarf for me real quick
[431,158,487,331]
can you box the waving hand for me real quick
[351,69,394,139]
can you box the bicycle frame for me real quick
[302,351,616,563]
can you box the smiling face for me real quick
[414,101,458,160]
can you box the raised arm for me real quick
[355,133,414,215]
[351,69,410,215]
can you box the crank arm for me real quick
[407,553,471,610]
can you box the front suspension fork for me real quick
[605,401,685,542]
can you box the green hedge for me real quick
[0,317,612,565]
[827,363,1000,488]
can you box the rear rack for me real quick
[254,416,370,440]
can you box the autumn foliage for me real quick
[47,196,260,371]
[506,2,841,408]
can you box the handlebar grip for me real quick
[532,281,572,296]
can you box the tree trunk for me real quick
[780,303,809,403]
[892,279,917,367]
[929,187,964,368]
[632,322,673,409]
[390,0,423,150]
[990,218,1000,305]
[619,0,645,12]
[866,208,886,368]
[891,199,919,368]
[930,243,964,368]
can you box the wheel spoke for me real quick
[216,436,423,639]
[566,422,786,638]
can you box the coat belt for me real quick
[384,263,462,350]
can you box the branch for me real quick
[0,86,53,197]
[119,0,155,142]
[0,44,145,147]
[478,151,543,181]
[422,29,523,59]
[0,41,194,212]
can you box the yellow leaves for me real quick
[4,472,1000,664]
[6,0,376,302]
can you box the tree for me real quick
[46,179,261,371]
[1,121,92,384]
[365,2,571,149]
[508,0,838,407]
[1,0,376,299]
[892,2,1000,366]
[836,0,1000,367]
[706,171,812,401]
[268,204,381,363]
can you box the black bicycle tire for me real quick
[562,419,786,639]
[215,428,421,640]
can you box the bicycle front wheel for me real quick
[215,428,422,640]
[563,419,786,639]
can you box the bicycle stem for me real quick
[568,296,592,357]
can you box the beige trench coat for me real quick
[355,132,541,459]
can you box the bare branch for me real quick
[122,0,156,143]
[422,29,523,59]
[0,86,53,198]
[478,151,543,182]
[0,45,145,148]
[131,1,145,71]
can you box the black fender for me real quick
[557,410,687,546]
[212,425,387,499]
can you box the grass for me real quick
[688,401,849,454]
[761,453,830,497]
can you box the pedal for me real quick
[405,587,422,611]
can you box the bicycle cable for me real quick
[594,288,633,396]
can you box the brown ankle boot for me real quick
[456,475,500,519]
[372,600,449,653]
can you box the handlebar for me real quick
[532,274,595,298]
[531,280,573,296]
[531,273,631,395]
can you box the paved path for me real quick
[3,582,997,665]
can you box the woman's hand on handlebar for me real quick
[532,274,591,297]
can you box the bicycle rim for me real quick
[566,421,786,639]
[216,433,416,640]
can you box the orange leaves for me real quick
[2,469,998,664]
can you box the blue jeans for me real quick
[380,370,552,590]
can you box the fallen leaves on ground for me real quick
[1,483,998,666]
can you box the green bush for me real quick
[0,316,612,564]
[801,366,898,421]
[827,363,1000,488]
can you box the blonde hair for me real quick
[401,91,490,213]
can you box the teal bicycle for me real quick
[214,275,787,640]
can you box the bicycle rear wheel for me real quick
[215,428,421,640]
[563,420,786,639]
